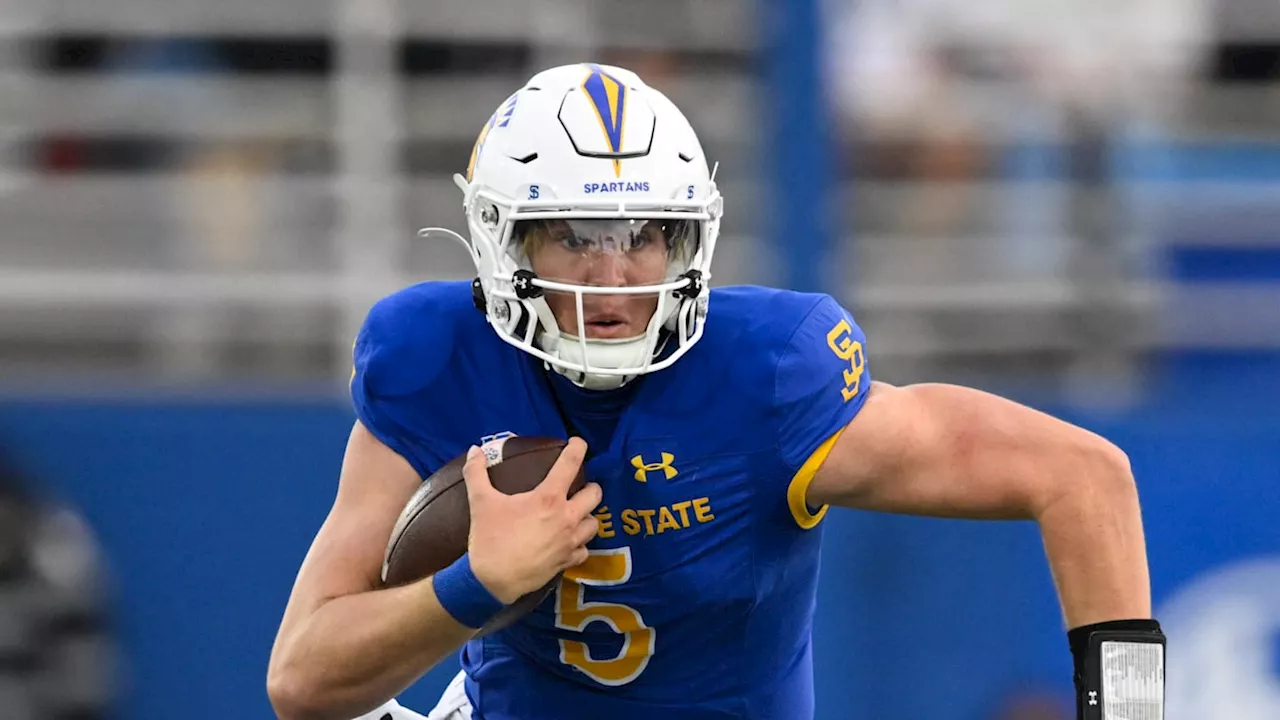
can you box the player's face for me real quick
[522,219,686,339]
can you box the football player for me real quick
[268,64,1164,720]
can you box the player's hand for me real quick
[462,437,601,605]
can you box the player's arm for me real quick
[268,422,601,720]
[808,382,1166,718]
[808,382,1151,627]
[272,290,599,718]
[772,294,1162,717]
[267,421,475,720]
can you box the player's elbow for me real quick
[1036,434,1137,518]
[267,660,333,720]
[266,668,308,720]
[1090,439,1138,503]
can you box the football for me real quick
[381,435,586,635]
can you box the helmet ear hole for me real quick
[470,278,487,313]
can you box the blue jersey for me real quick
[351,281,873,720]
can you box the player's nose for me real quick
[582,251,628,287]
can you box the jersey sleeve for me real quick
[773,295,873,527]
[349,291,455,479]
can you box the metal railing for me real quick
[0,1,1275,390]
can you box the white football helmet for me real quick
[443,63,724,390]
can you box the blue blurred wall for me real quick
[0,355,1276,719]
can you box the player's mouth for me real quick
[583,314,636,339]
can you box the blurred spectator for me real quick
[603,48,681,92]
[822,0,1212,394]
[0,454,118,719]
[826,0,1210,140]
[824,0,1209,235]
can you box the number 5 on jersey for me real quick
[827,318,865,401]
[555,547,655,686]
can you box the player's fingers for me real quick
[564,546,590,570]
[571,515,599,547]
[540,437,588,496]
[461,445,497,502]
[566,481,603,518]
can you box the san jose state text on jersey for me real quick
[350,281,873,720]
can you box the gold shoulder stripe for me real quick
[786,427,845,529]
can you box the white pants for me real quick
[352,670,473,720]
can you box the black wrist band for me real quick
[1068,618,1165,720]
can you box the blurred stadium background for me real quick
[0,0,1276,718]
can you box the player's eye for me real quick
[626,231,653,252]
[635,222,675,251]
[555,232,591,251]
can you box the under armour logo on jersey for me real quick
[1089,691,1098,706]
[631,453,677,482]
